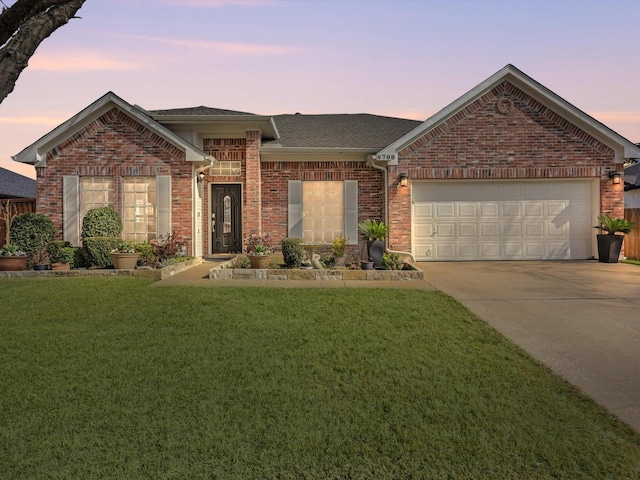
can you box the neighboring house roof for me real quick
[0,167,36,198]
[263,114,421,150]
[376,64,640,165]
[624,162,640,190]
[13,92,210,166]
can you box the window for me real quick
[123,177,156,242]
[288,180,358,244]
[210,161,241,176]
[80,177,114,218]
[302,181,344,243]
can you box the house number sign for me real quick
[376,154,396,161]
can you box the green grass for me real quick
[1,277,639,479]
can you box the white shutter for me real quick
[63,176,79,245]
[344,180,358,245]
[157,175,171,237]
[288,180,303,238]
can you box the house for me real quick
[0,167,36,199]
[12,65,640,261]
[624,159,640,208]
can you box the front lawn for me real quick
[1,277,639,479]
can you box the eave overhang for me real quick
[12,92,209,167]
[148,114,279,141]
[375,64,640,165]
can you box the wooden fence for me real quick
[624,208,640,260]
[0,198,36,246]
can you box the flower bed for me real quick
[209,262,424,281]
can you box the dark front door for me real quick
[211,184,242,254]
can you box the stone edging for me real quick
[209,264,424,281]
[0,258,203,280]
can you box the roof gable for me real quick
[376,64,640,165]
[13,92,208,166]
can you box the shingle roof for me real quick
[624,162,640,188]
[0,167,36,198]
[148,106,255,116]
[265,114,422,149]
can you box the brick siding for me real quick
[388,81,621,252]
[36,108,193,251]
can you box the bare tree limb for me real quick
[0,0,86,105]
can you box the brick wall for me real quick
[389,81,620,252]
[261,161,384,250]
[36,108,193,251]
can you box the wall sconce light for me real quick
[608,171,622,185]
[398,172,409,187]
[197,171,206,183]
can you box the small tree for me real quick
[0,199,18,245]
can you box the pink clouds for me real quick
[128,35,299,55]
[29,53,140,72]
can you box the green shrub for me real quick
[135,241,158,268]
[47,241,76,267]
[81,207,122,240]
[10,213,56,255]
[83,237,121,268]
[281,237,304,268]
[73,247,89,269]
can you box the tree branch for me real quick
[0,0,85,104]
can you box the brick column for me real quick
[244,130,262,237]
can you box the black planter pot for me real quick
[33,264,50,271]
[597,234,624,263]
[367,239,385,267]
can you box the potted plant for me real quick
[358,219,389,267]
[48,240,75,270]
[594,215,636,263]
[331,236,349,267]
[245,234,273,269]
[0,244,28,271]
[110,240,140,269]
[31,244,50,270]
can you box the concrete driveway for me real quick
[421,260,640,433]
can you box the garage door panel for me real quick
[435,244,456,258]
[524,222,544,237]
[412,180,593,261]
[502,223,522,237]
[459,243,478,258]
[437,223,455,238]
[459,223,478,238]
[480,243,500,258]
[503,243,522,258]
[502,202,521,217]
[524,202,544,217]
[457,203,477,218]
[480,203,499,217]
[436,203,455,217]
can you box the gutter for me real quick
[367,155,416,262]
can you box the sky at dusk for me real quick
[1,0,639,179]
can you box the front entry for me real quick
[211,184,242,254]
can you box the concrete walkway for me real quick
[155,258,640,433]
[421,260,640,433]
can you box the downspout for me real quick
[367,155,416,262]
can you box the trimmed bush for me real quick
[82,207,122,240]
[74,247,89,269]
[10,213,56,255]
[48,240,76,267]
[83,237,121,268]
[281,237,304,268]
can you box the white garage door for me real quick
[412,181,594,261]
